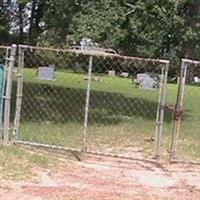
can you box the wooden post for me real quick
[3,44,17,145]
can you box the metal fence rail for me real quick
[169,59,200,163]
[8,45,169,162]
[0,46,12,139]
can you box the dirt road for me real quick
[1,155,200,200]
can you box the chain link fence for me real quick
[0,46,11,137]
[0,46,10,64]
[8,45,169,161]
[2,44,200,164]
[169,59,200,163]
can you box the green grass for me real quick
[10,68,200,161]
[23,68,159,99]
[0,142,55,180]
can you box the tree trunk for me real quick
[29,0,37,45]
[18,2,24,44]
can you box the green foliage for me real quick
[38,0,80,45]
[1,0,200,76]
[71,0,126,48]
[0,1,10,43]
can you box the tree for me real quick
[178,0,200,59]
[28,0,46,45]
[71,0,126,49]
[1,0,200,78]
[0,0,10,43]
[37,0,81,46]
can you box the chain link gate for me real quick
[84,54,169,161]
[2,44,199,164]
[169,59,200,163]
[0,46,10,137]
[0,45,17,143]
[13,45,90,151]
[9,45,170,162]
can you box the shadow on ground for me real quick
[10,81,172,125]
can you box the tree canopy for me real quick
[1,0,200,74]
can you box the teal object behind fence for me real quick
[0,64,5,136]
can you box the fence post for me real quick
[13,45,24,139]
[155,67,164,160]
[169,60,187,162]
[82,55,93,152]
[3,44,17,145]
[155,62,169,162]
[0,47,10,137]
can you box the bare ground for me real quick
[1,153,200,200]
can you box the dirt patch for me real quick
[1,155,200,200]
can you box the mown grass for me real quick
[11,68,200,160]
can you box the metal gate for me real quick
[3,45,170,163]
[0,45,16,141]
[169,59,200,163]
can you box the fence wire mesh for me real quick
[170,59,200,163]
[11,45,169,160]
[13,46,90,149]
[0,46,10,65]
[86,54,169,159]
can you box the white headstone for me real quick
[108,70,116,77]
[194,76,199,83]
[39,67,55,80]
[136,73,159,90]
[120,72,129,78]
[80,38,93,50]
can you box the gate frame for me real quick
[3,44,17,145]
[0,45,11,137]
[11,45,169,163]
[168,58,200,164]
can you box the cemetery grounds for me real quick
[15,68,200,161]
[1,67,200,200]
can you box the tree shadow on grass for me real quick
[10,81,172,125]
